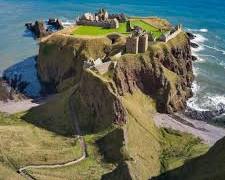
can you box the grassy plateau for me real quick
[72,19,164,38]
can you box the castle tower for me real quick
[138,34,148,53]
[126,36,139,54]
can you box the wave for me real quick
[61,20,75,27]
[187,93,225,112]
[191,33,208,44]
[203,44,225,55]
[187,28,208,33]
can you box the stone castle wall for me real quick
[126,36,139,54]
[159,25,182,42]
[77,19,118,29]
[126,34,148,54]
[138,34,148,53]
[165,28,182,42]
[77,20,111,28]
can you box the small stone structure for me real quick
[158,24,182,42]
[126,26,149,54]
[76,9,124,29]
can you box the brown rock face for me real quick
[113,33,193,113]
[74,70,127,132]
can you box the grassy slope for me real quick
[121,91,208,179]
[0,112,82,169]
[29,131,115,180]
[153,137,225,180]
[0,89,208,180]
[72,20,163,37]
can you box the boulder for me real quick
[190,42,199,48]
[186,32,196,40]
[192,55,198,61]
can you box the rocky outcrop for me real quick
[35,29,196,179]
[113,32,193,113]
[73,70,126,132]
[37,34,112,93]
[25,21,51,38]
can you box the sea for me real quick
[0,0,225,118]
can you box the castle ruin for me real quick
[76,9,123,29]
[126,26,149,54]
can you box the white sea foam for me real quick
[62,20,75,27]
[187,28,208,33]
[187,91,225,112]
[203,44,225,55]
[191,34,208,44]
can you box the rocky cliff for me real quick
[38,32,193,113]
[36,30,196,179]
[113,32,193,113]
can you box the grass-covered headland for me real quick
[72,19,165,38]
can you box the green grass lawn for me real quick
[72,20,163,38]
[131,20,164,38]
[72,23,128,36]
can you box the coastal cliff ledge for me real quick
[37,30,193,114]
[35,27,198,179]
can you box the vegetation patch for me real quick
[72,19,164,38]
[0,112,82,178]
[159,128,209,172]
[72,23,128,36]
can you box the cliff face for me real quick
[72,70,127,132]
[113,32,193,113]
[37,34,112,92]
[35,31,201,179]
[38,32,193,113]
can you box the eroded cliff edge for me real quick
[38,32,193,113]
[36,31,196,179]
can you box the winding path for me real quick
[18,88,87,179]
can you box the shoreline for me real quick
[153,112,225,146]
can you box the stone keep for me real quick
[138,34,148,53]
[126,36,139,54]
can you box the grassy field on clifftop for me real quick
[72,19,163,38]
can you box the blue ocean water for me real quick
[0,0,225,112]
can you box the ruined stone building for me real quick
[76,9,125,29]
[126,26,149,54]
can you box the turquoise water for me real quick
[0,0,225,112]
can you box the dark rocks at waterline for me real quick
[185,104,225,121]
[47,18,64,30]
[0,77,26,101]
[186,32,196,40]
[192,55,198,61]
[190,42,199,48]
[25,21,50,38]
[25,19,64,38]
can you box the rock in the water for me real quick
[47,18,64,30]
[185,104,225,121]
[190,42,199,48]
[186,32,196,40]
[25,21,51,38]
[192,55,198,61]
